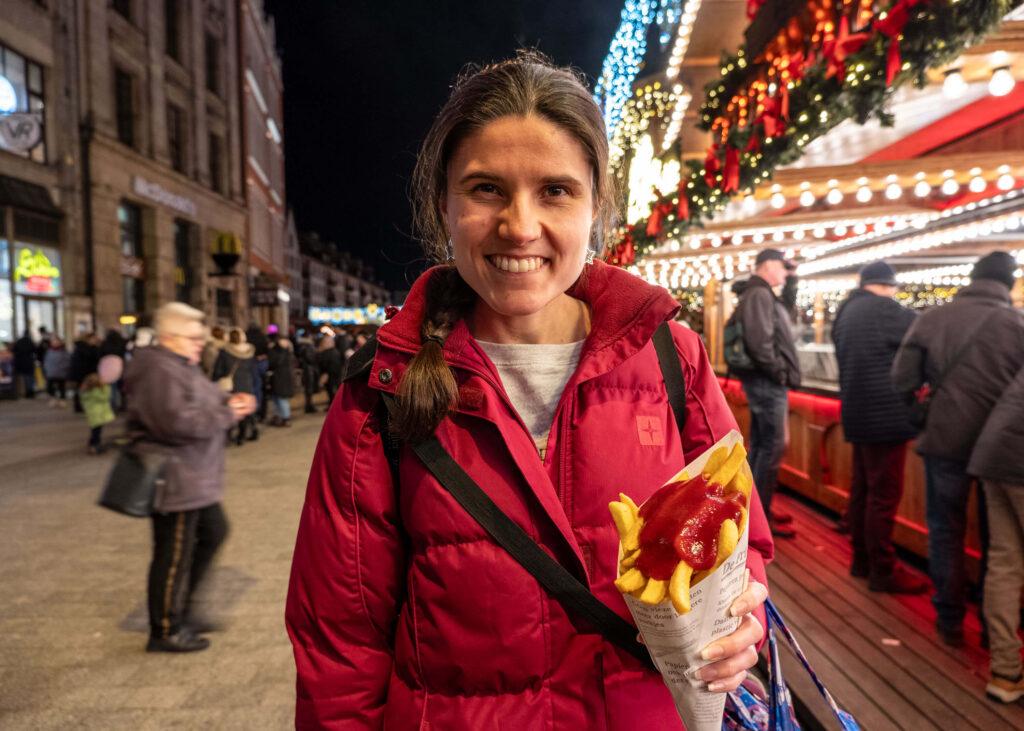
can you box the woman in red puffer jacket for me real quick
[286,53,773,730]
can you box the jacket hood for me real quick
[956,278,1013,303]
[275,338,293,351]
[223,341,255,359]
[376,261,680,380]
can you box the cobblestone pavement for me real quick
[0,395,328,729]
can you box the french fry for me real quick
[700,446,730,479]
[609,501,636,542]
[622,518,641,553]
[620,549,640,570]
[669,560,693,614]
[640,578,668,605]
[615,567,647,593]
[708,443,747,489]
[690,519,740,587]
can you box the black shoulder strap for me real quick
[652,321,687,435]
[373,322,689,670]
[343,334,378,382]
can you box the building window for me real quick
[114,68,134,148]
[208,133,224,194]
[0,43,47,163]
[216,288,233,320]
[205,33,220,96]
[13,212,59,243]
[165,0,181,62]
[173,218,191,303]
[112,0,131,22]
[167,103,185,173]
[118,201,144,314]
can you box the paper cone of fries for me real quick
[610,430,751,731]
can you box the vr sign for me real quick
[13,244,62,296]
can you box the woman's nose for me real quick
[499,197,541,244]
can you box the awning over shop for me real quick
[0,174,63,218]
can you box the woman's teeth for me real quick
[489,255,547,273]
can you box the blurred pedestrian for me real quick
[12,330,36,399]
[71,332,100,412]
[35,325,51,364]
[124,302,256,653]
[730,248,801,537]
[267,334,295,426]
[969,362,1024,703]
[100,329,128,411]
[200,326,225,378]
[295,331,319,414]
[832,261,926,594]
[893,250,1024,646]
[316,335,342,409]
[212,327,258,444]
[246,323,270,422]
[43,336,72,406]
[80,373,114,455]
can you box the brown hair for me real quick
[393,52,613,442]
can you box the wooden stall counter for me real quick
[716,376,983,578]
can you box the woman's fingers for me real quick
[699,641,758,688]
[729,579,769,618]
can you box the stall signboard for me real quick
[308,304,393,326]
[13,244,62,296]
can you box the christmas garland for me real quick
[605,0,1022,268]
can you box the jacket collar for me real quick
[745,274,775,293]
[956,279,1013,304]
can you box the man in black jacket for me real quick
[832,261,927,594]
[893,251,1024,646]
[735,249,801,537]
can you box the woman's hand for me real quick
[697,579,769,693]
[228,393,257,421]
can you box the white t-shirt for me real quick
[477,340,585,460]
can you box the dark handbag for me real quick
[98,448,167,517]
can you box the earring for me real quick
[445,239,454,263]
[585,248,595,265]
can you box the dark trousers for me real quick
[148,503,229,638]
[14,370,35,398]
[47,378,66,398]
[88,426,102,447]
[742,375,789,515]
[923,455,989,632]
[849,442,907,578]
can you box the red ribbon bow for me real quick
[822,15,870,82]
[722,147,742,194]
[876,0,924,86]
[646,197,675,239]
[704,144,722,189]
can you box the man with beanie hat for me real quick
[832,261,928,594]
[731,248,801,537]
[893,250,1024,646]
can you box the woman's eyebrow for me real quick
[457,171,584,187]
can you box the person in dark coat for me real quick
[212,327,258,444]
[71,332,101,412]
[43,337,72,405]
[100,329,128,411]
[969,362,1024,702]
[295,333,319,414]
[246,323,270,421]
[832,261,927,594]
[316,335,342,410]
[12,331,36,399]
[35,326,51,364]
[267,334,295,426]
[893,251,1024,646]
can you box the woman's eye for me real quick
[472,183,500,195]
[545,185,571,197]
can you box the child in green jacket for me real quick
[80,373,115,454]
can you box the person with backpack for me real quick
[724,249,801,537]
[285,54,772,729]
[893,251,1024,647]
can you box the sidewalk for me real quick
[0,395,327,729]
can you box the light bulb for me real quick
[827,188,843,205]
[941,178,960,196]
[771,192,786,209]
[998,174,1015,191]
[914,181,931,197]
[753,233,765,244]
[799,190,815,207]
[772,231,784,242]
[885,183,903,200]
[834,225,848,237]
[969,176,986,193]
[990,67,1016,97]
[943,69,968,100]
[856,186,872,203]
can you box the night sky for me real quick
[264,0,626,292]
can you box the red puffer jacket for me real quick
[286,262,774,729]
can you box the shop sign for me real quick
[250,288,279,306]
[121,254,144,279]
[308,304,393,326]
[13,244,62,296]
[131,175,197,217]
[0,112,42,152]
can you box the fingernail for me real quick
[701,645,724,660]
[707,680,727,692]
[731,601,749,617]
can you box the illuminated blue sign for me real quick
[308,304,395,326]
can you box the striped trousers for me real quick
[147,503,229,638]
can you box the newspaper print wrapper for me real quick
[617,430,750,731]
